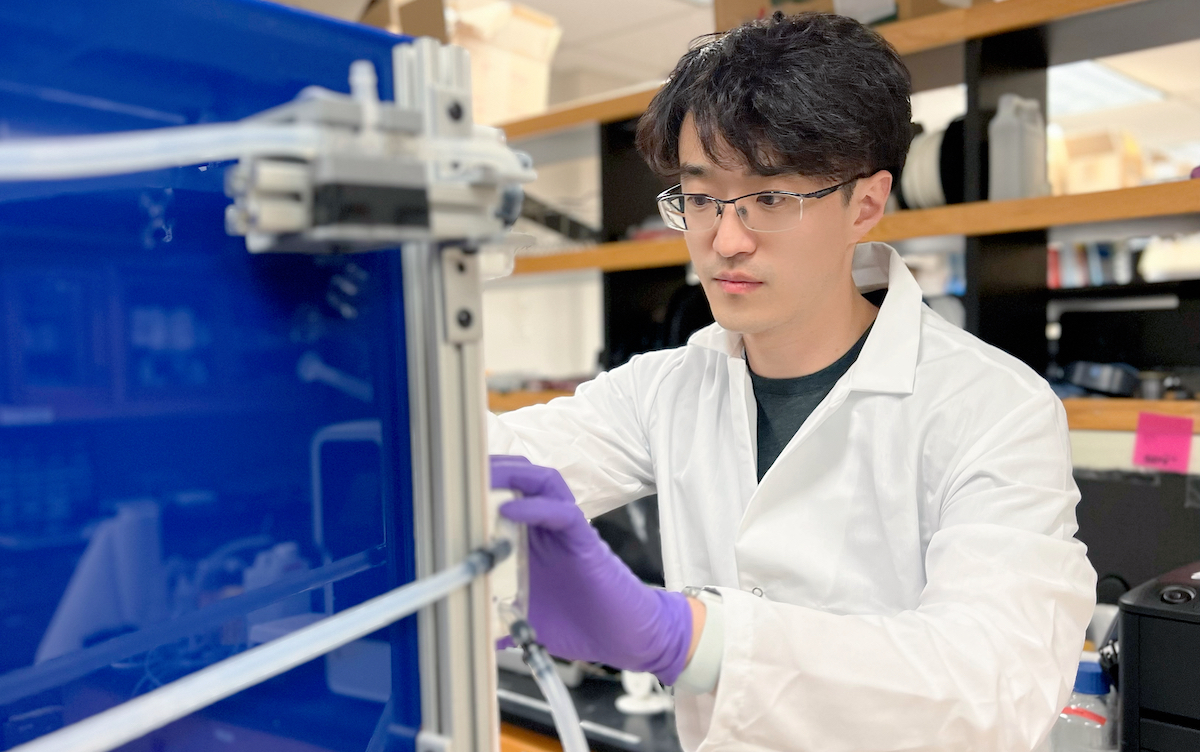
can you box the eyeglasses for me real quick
[655,179,858,234]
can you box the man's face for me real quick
[676,115,856,339]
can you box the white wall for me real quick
[482,269,604,380]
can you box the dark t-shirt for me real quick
[749,325,872,481]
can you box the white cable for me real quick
[13,556,482,752]
[0,123,323,181]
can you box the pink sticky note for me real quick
[1133,412,1194,474]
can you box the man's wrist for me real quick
[674,586,724,694]
[686,596,707,664]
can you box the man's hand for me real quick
[490,455,694,685]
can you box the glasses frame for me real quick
[655,178,860,234]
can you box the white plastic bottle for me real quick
[1050,660,1115,751]
[988,93,1050,201]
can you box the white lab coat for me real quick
[487,242,1096,752]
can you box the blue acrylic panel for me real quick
[0,2,422,749]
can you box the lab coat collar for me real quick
[687,242,921,395]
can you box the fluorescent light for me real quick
[1049,60,1164,118]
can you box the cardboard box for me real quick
[448,1,562,126]
[361,0,559,126]
[1056,129,1143,195]
[361,0,449,41]
[714,0,967,32]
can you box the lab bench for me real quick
[498,669,682,752]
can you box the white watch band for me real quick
[673,587,724,694]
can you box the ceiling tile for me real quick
[519,0,694,47]
[552,47,655,83]
[1099,38,1200,95]
[1053,98,1200,154]
[563,7,714,81]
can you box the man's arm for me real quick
[697,390,1096,752]
[488,351,675,518]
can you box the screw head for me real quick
[456,309,473,328]
[448,101,463,121]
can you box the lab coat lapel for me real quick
[845,243,922,396]
[737,243,923,530]
[725,343,760,515]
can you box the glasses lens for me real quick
[682,195,719,233]
[657,194,689,231]
[659,194,722,232]
[737,193,803,232]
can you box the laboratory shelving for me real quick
[503,0,1199,378]
[499,0,1154,141]
[492,391,1200,435]
[511,181,1200,276]
[1063,398,1200,432]
[487,389,573,413]
[493,390,1200,433]
[494,0,1200,426]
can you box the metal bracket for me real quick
[441,247,482,345]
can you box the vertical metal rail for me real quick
[401,240,494,752]
[394,37,498,752]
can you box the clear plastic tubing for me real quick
[522,638,588,752]
[12,553,484,752]
[0,123,322,181]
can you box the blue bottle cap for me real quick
[1074,661,1110,695]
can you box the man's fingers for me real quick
[490,458,574,500]
[498,498,580,531]
[489,456,581,532]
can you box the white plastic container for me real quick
[1050,660,1116,751]
[243,541,311,626]
[988,93,1050,201]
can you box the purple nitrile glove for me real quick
[489,455,693,685]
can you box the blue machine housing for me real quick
[0,2,422,749]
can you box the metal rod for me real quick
[13,546,505,752]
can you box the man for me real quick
[489,12,1095,752]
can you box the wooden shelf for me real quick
[513,237,688,276]
[877,0,1149,57]
[499,0,1149,141]
[493,392,1200,436]
[1064,399,1200,432]
[488,389,573,412]
[511,181,1200,276]
[500,82,661,141]
[868,180,1200,242]
[498,393,1200,434]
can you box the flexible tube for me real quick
[510,622,588,752]
[0,123,323,181]
[528,646,588,752]
[13,550,495,752]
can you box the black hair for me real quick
[636,12,912,200]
